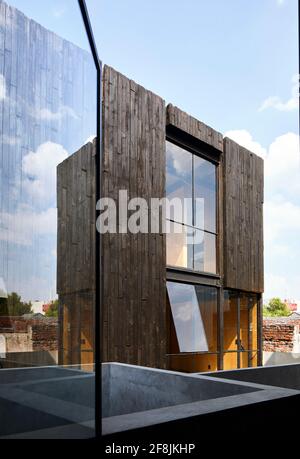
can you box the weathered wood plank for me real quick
[223,137,264,293]
[166,104,223,152]
[102,66,166,369]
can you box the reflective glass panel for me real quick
[194,155,216,233]
[168,353,218,373]
[167,282,218,353]
[223,291,238,352]
[195,285,218,352]
[223,291,259,370]
[166,222,193,270]
[166,141,192,225]
[165,140,217,274]
[249,296,258,351]
[167,282,209,352]
[240,296,249,351]
[0,0,97,438]
[194,230,216,274]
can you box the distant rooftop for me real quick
[263,312,300,323]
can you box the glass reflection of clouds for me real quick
[0,1,96,303]
[166,140,192,225]
[167,282,209,353]
[194,156,216,233]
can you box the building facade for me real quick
[0,0,264,375]
[57,66,264,373]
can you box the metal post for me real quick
[78,0,102,438]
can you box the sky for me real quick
[5,0,300,301]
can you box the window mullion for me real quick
[192,154,195,270]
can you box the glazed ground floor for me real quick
[167,280,262,373]
[58,281,262,373]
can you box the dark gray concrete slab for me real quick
[0,366,95,438]
[1,362,300,439]
[103,362,261,417]
[102,363,300,436]
[0,365,84,384]
[102,387,298,436]
[205,363,300,390]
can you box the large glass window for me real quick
[166,140,217,274]
[167,282,218,372]
[223,291,259,370]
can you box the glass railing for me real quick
[0,0,97,438]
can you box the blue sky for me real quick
[6,0,300,301]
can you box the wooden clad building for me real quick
[57,65,264,373]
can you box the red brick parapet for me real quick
[263,316,300,352]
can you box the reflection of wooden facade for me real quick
[57,142,96,369]
[57,65,264,372]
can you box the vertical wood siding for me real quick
[57,141,96,365]
[102,66,166,368]
[166,104,223,153]
[223,138,264,293]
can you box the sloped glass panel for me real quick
[167,282,208,352]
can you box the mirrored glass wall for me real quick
[0,0,97,438]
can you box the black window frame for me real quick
[166,128,221,277]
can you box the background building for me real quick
[284,299,300,312]
[57,67,264,373]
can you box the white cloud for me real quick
[265,132,300,198]
[264,199,300,243]
[224,129,267,159]
[22,141,68,205]
[259,74,299,112]
[277,0,285,5]
[0,74,6,101]
[0,206,57,246]
[166,141,192,175]
[174,302,194,322]
[35,105,78,121]
[264,273,300,302]
[0,278,8,298]
[0,141,68,250]
[85,135,96,145]
[259,95,298,112]
[53,7,66,18]
[264,274,288,301]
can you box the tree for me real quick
[263,297,290,317]
[0,292,32,316]
[0,297,9,316]
[45,299,59,318]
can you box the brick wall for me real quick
[32,321,58,351]
[0,317,58,352]
[263,318,300,352]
